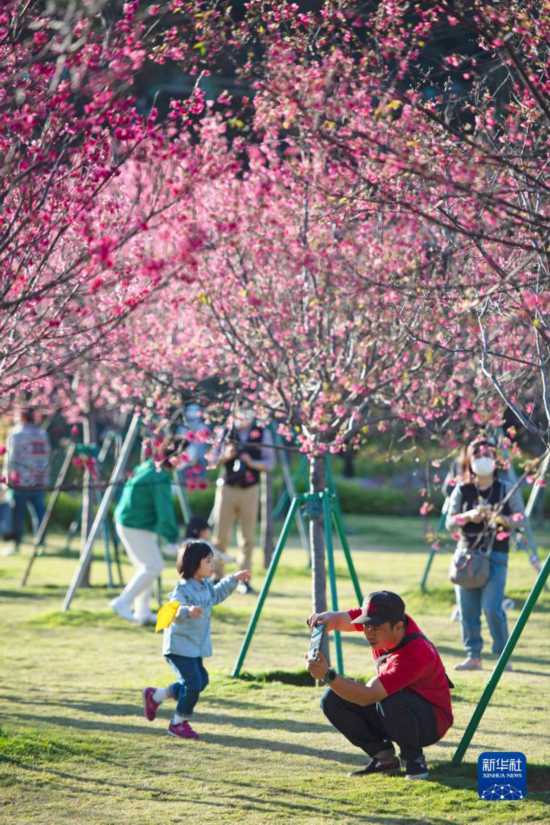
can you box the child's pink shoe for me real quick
[167,720,199,740]
[143,687,160,721]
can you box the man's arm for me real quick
[240,428,275,473]
[307,610,357,632]
[330,675,388,707]
[308,652,387,706]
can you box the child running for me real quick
[143,540,250,739]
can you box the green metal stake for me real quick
[420,509,447,593]
[323,492,344,675]
[419,551,436,594]
[272,488,289,519]
[324,455,363,604]
[331,503,363,605]
[231,496,301,677]
[452,551,550,765]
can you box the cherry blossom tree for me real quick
[0,0,238,408]
[5,0,545,618]
[99,120,458,614]
[105,1,547,620]
[241,0,549,445]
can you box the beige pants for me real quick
[213,482,259,578]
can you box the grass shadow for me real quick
[6,759,456,823]
[238,669,315,687]
[431,762,550,795]
[5,710,363,766]
[0,588,59,601]
[26,609,143,631]
[1,695,328,733]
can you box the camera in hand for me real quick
[225,432,245,477]
[307,622,326,662]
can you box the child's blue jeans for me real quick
[165,654,209,717]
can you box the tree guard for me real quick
[231,478,363,678]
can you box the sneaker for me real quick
[404,754,429,781]
[236,581,256,595]
[110,598,135,623]
[143,688,160,722]
[454,658,482,671]
[167,720,199,740]
[348,756,400,777]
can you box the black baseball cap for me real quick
[351,591,406,626]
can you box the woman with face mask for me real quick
[445,436,525,671]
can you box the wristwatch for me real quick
[323,668,338,684]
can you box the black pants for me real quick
[321,688,439,761]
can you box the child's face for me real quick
[194,553,215,580]
[199,527,211,541]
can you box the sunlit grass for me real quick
[0,521,548,824]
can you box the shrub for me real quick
[175,487,215,521]
[50,493,81,529]
[48,475,549,528]
[335,480,419,516]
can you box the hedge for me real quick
[47,479,550,529]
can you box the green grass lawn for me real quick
[1,518,549,825]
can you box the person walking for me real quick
[446,435,525,671]
[111,448,180,625]
[2,406,50,554]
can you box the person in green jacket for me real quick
[111,453,180,625]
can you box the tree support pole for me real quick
[232,463,361,677]
[323,492,344,674]
[63,414,140,611]
[452,551,550,765]
[420,509,447,592]
[231,497,300,677]
[331,503,363,605]
[277,435,310,560]
[324,455,363,604]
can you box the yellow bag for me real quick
[155,600,180,632]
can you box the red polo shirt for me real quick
[348,610,453,738]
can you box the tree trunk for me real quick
[309,454,329,663]
[342,446,355,478]
[261,471,274,568]
[80,411,97,587]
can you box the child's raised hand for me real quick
[234,570,251,583]
[187,605,203,619]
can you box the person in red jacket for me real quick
[307,591,453,781]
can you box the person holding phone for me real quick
[446,435,525,671]
[208,407,274,592]
[307,591,453,781]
